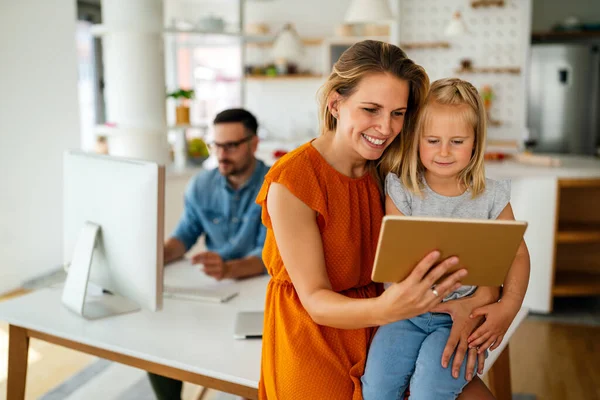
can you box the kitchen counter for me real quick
[486,154,600,179]
[484,155,600,313]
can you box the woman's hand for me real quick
[377,251,467,325]
[431,287,500,381]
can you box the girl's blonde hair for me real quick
[317,40,430,190]
[399,77,487,197]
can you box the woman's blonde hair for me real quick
[399,77,487,197]
[317,40,430,189]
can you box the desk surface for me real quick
[0,260,268,389]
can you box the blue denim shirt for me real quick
[173,160,269,262]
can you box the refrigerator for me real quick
[527,43,600,156]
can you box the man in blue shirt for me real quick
[164,108,269,280]
[149,108,269,400]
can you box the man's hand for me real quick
[191,252,264,280]
[468,297,521,353]
[164,237,186,265]
[191,251,229,280]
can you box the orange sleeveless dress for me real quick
[256,142,384,400]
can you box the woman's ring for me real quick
[431,288,439,297]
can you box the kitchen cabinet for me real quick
[487,155,600,312]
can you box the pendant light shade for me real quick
[344,0,394,23]
[271,24,304,62]
[445,11,469,37]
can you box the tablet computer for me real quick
[371,216,527,286]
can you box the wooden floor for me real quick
[507,318,600,400]
[0,290,599,400]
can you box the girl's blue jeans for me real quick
[361,312,476,400]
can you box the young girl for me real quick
[361,78,531,400]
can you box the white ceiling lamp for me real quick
[344,0,394,23]
[445,11,469,37]
[271,23,304,63]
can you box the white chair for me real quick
[482,307,529,400]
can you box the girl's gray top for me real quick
[385,172,511,301]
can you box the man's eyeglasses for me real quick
[208,136,253,153]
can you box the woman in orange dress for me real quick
[256,40,498,399]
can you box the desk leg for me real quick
[487,343,512,400]
[7,325,29,400]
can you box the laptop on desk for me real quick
[233,311,264,339]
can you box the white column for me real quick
[95,0,169,164]
[389,0,402,46]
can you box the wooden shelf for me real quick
[487,139,519,148]
[401,41,450,50]
[552,181,600,304]
[326,36,390,44]
[559,178,600,189]
[471,0,505,8]
[455,67,521,75]
[532,30,600,42]
[246,37,324,47]
[557,223,600,244]
[553,271,600,296]
[245,74,324,80]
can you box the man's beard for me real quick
[219,157,252,178]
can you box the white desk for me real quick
[0,261,521,400]
[0,262,268,399]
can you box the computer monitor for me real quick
[62,151,165,319]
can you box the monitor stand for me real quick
[61,221,140,320]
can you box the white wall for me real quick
[245,78,323,140]
[0,0,80,293]
[532,0,600,32]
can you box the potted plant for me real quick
[167,88,195,125]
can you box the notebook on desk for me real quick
[163,259,239,303]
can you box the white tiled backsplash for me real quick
[401,0,531,143]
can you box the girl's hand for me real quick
[468,298,521,353]
[378,250,467,324]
